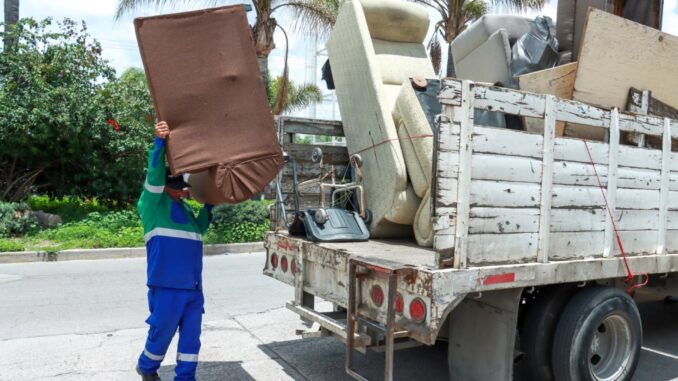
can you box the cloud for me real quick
[23,0,118,18]
[664,0,678,36]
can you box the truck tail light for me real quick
[291,259,297,274]
[409,298,426,323]
[395,293,404,314]
[281,256,288,273]
[371,285,384,307]
[270,253,278,269]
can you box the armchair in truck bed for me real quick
[326,0,436,239]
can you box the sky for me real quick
[3,0,678,117]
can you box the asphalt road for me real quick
[0,253,677,380]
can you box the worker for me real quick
[136,121,213,381]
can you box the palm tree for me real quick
[115,0,338,101]
[268,75,323,115]
[414,0,545,76]
[3,0,20,49]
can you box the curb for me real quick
[0,242,264,264]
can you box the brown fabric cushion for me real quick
[135,5,283,204]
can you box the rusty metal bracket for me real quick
[346,258,413,381]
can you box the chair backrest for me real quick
[327,0,434,238]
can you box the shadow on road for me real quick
[158,361,258,381]
[257,338,449,381]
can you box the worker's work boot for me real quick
[136,366,161,381]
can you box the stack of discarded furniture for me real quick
[327,0,677,247]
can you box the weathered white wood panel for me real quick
[467,180,667,210]
[440,79,675,138]
[435,79,678,267]
[468,208,678,234]
[472,125,543,159]
[469,208,539,234]
[466,230,678,265]
[658,118,673,254]
[467,153,673,191]
[454,82,475,268]
[538,95,557,262]
[603,109,620,257]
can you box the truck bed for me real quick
[311,238,438,268]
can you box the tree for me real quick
[115,0,339,105]
[414,0,545,76]
[3,0,20,49]
[268,75,323,115]
[0,19,153,202]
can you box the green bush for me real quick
[31,210,143,250]
[205,222,270,244]
[0,238,24,252]
[0,202,38,237]
[211,200,271,228]
[28,195,119,223]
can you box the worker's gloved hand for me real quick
[155,121,170,139]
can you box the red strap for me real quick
[351,134,433,156]
[582,140,648,293]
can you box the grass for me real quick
[1,196,270,252]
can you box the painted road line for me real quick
[642,346,678,360]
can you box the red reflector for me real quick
[291,260,297,274]
[409,298,426,323]
[483,273,516,285]
[395,293,404,314]
[270,253,278,269]
[281,256,288,273]
[371,285,384,307]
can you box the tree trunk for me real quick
[257,54,270,98]
[252,13,276,96]
[446,42,456,78]
[3,0,20,49]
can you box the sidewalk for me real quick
[0,241,264,264]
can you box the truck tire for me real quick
[552,286,641,381]
[518,285,576,381]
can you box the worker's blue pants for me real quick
[137,286,203,381]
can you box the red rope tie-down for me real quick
[351,134,434,156]
[581,139,649,294]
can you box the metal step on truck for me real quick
[263,79,678,381]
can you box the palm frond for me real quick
[487,0,545,13]
[463,0,488,22]
[271,24,290,115]
[286,83,323,112]
[273,0,339,39]
[429,36,442,75]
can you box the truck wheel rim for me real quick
[588,314,633,381]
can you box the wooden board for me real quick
[573,8,678,111]
[519,62,577,136]
[270,117,349,230]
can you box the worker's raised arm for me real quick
[138,122,170,216]
[197,204,214,234]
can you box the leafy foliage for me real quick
[205,222,270,244]
[211,200,272,227]
[28,195,124,223]
[1,197,271,252]
[0,202,38,237]
[0,19,153,202]
[30,210,144,250]
[268,75,323,115]
[0,238,24,252]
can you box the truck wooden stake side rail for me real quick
[264,79,678,381]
